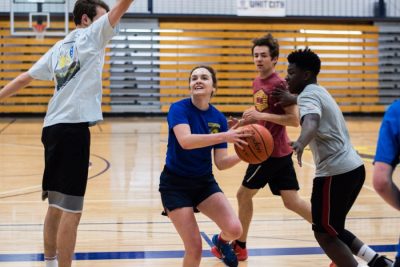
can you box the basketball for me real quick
[234,124,274,164]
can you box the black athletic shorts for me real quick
[242,153,299,195]
[41,122,90,212]
[311,165,365,235]
[159,166,223,215]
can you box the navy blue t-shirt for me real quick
[375,100,400,167]
[165,98,228,177]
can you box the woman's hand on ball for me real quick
[225,128,250,149]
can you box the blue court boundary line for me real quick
[0,244,396,262]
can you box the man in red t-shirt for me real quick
[229,34,312,261]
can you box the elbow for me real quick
[290,119,300,127]
[287,117,300,127]
[373,175,391,194]
[177,138,192,150]
[214,160,227,170]
[17,72,33,86]
[216,165,227,171]
[179,141,192,150]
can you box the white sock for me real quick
[357,244,378,263]
[45,256,58,267]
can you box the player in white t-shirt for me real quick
[0,1,134,266]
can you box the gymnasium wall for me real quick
[0,0,400,18]
[2,18,397,114]
[0,0,399,114]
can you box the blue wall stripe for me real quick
[0,244,396,262]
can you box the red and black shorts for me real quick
[311,165,365,235]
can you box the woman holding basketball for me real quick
[159,65,248,267]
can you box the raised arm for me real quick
[108,0,135,27]
[0,72,34,100]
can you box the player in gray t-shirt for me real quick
[284,48,393,267]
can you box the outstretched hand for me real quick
[243,108,263,121]
[272,87,297,107]
[290,141,305,167]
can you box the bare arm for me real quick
[242,104,300,127]
[0,72,34,100]
[108,0,135,27]
[291,114,319,167]
[173,124,249,150]
[227,113,256,129]
[213,148,241,170]
[373,162,400,211]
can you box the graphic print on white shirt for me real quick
[54,41,80,91]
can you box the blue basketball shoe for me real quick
[210,234,238,267]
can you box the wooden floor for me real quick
[0,117,398,267]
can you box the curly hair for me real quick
[287,48,321,76]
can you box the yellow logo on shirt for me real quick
[55,43,80,91]
[254,90,268,111]
[208,123,221,134]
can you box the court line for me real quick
[0,185,42,196]
[0,118,16,134]
[200,231,213,247]
[1,215,398,228]
[0,192,383,204]
[0,244,396,262]
[0,154,110,199]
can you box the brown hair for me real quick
[73,0,110,25]
[251,33,279,60]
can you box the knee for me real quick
[236,187,253,203]
[225,220,243,240]
[373,175,391,194]
[282,198,299,211]
[314,231,335,246]
[62,212,82,226]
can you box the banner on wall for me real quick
[237,0,286,17]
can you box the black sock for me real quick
[235,240,246,249]
[368,254,379,266]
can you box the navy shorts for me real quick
[41,122,90,212]
[159,166,222,214]
[311,165,365,235]
[242,153,299,195]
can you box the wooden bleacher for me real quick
[0,18,384,114]
[159,21,381,113]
